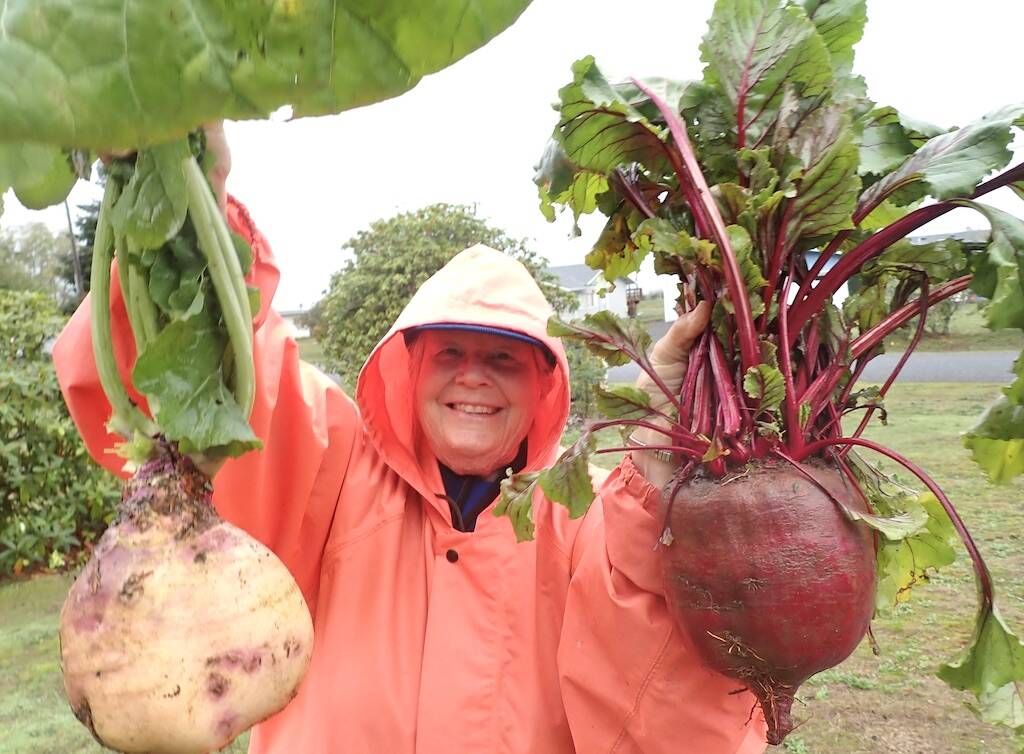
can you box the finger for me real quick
[650,300,710,366]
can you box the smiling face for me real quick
[413,329,547,476]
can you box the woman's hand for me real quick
[631,301,709,490]
[98,121,230,217]
[201,121,231,216]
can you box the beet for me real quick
[659,461,876,745]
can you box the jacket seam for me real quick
[320,512,406,565]
[609,625,674,753]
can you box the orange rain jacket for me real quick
[53,198,768,754]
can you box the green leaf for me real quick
[743,364,785,415]
[938,606,1024,731]
[839,502,928,541]
[594,385,655,420]
[957,202,1024,332]
[111,140,192,250]
[964,389,1024,484]
[858,104,1024,212]
[494,471,541,543]
[861,238,966,285]
[585,208,649,283]
[786,105,861,240]
[633,217,719,273]
[802,0,866,75]
[547,311,652,368]
[533,140,609,230]
[701,0,833,145]
[538,433,597,519]
[859,107,919,177]
[132,311,260,457]
[3,146,76,210]
[538,58,675,227]
[0,0,531,149]
[872,492,958,609]
[857,198,913,231]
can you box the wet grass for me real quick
[0,574,249,754]
[3,383,1021,752]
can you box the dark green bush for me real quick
[0,291,119,576]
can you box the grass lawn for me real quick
[3,383,1022,753]
[870,302,1022,353]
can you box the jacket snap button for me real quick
[445,549,459,563]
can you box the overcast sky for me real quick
[2,0,1021,311]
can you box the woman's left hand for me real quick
[630,301,709,490]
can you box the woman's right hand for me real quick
[98,121,230,217]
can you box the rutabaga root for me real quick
[658,461,876,745]
[59,442,313,754]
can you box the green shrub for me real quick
[0,291,119,576]
[565,339,607,422]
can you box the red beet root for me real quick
[659,461,876,745]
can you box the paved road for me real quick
[607,350,1019,384]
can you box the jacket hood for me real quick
[356,245,570,508]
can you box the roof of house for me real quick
[909,229,990,246]
[545,264,636,290]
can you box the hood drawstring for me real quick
[438,442,528,532]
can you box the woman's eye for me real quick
[489,351,520,368]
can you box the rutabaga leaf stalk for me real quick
[90,180,157,439]
[183,156,255,417]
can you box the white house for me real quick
[546,264,642,318]
[278,308,311,339]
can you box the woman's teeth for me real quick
[450,403,498,415]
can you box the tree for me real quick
[55,197,101,311]
[0,222,70,302]
[312,204,576,389]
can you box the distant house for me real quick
[278,308,311,339]
[546,264,642,317]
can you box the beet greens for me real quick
[496,0,1024,736]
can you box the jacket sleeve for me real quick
[557,456,768,754]
[51,197,359,618]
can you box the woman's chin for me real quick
[438,445,512,476]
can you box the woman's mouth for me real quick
[446,402,500,416]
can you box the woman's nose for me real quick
[454,355,489,386]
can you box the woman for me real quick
[53,135,767,753]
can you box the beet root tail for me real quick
[755,681,796,746]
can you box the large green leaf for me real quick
[802,0,866,75]
[858,105,1024,213]
[701,0,833,146]
[538,57,677,227]
[0,0,531,149]
[0,143,78,210]
[132,311,261,457]
[939,606,1024,731]
[785,105,861,240]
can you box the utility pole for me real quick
[64,199,83,295]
